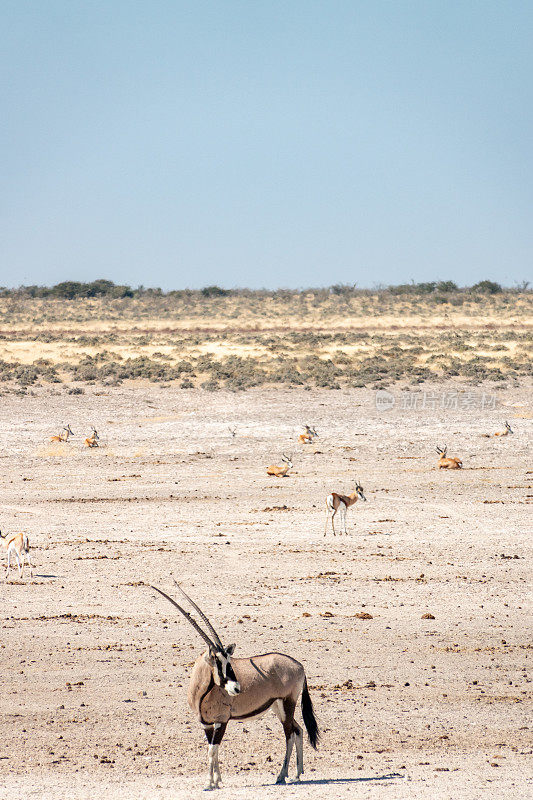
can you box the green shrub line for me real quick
[0,278,530,299]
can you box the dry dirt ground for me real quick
[1,383,531,799]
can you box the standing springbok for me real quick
[436,445,462,469]
[150,583,319,789]
[495,421,513,437]
[324,481,367,535]
[298,426,318,444]
[84,427,99,447]
[266,454,293,477]
[50,424,74,443]
[1,530,33,579]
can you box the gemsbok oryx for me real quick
[324,481,367,535]
[298,425,318,444]
[436,445,462,469]
[495,421,513,437]
[1,530,33,579]
[266,454,293,477]
[228,426,237,439]
[84,427,99,447]
[150,583,319,789]
[50,424,74,443]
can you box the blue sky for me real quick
[2,1,532,289]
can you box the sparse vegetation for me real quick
[0,281,530,390]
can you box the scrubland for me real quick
[0,290,531,799]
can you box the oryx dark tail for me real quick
[301,678,319,749]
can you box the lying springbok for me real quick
[436,445,462,469]
[84,427,99,447]
[298,425,318,444]
[495,421,513,437]
[50,424,74,443]
[1,530,33,579]
[150,583,319,789]
[266,454,293,477]
[324,481,367,535]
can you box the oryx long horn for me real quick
[173,579,224,649]
[150,585,217,650]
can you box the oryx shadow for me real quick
[262,772,403,787]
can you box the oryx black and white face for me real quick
[150,583,242,696]
[208,644,241,696]
[355,483,367,502]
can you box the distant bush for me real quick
[201,285,230,297]
[470,280,502,294]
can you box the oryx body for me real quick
[151,584,319,790]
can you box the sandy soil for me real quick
[0,383,531,799]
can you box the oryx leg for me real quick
[204,722,226,790]
[273,698,301,784]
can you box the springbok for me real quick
[298,426,318,444]
[266,454,293,477]
[436,445,462,469]
[495,421,513,437]
[50,424,74,443]
[84,427,99,447]
[324,481,367,535]
[1,530,33,579]
[150,583,319,789]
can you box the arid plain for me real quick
[0,292,531,799]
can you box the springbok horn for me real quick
[172,579,224,649]
[150,586,218,650]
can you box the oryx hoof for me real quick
[275,776,287,785]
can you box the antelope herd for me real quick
[50,425,101,447]
[2,413,518,790]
